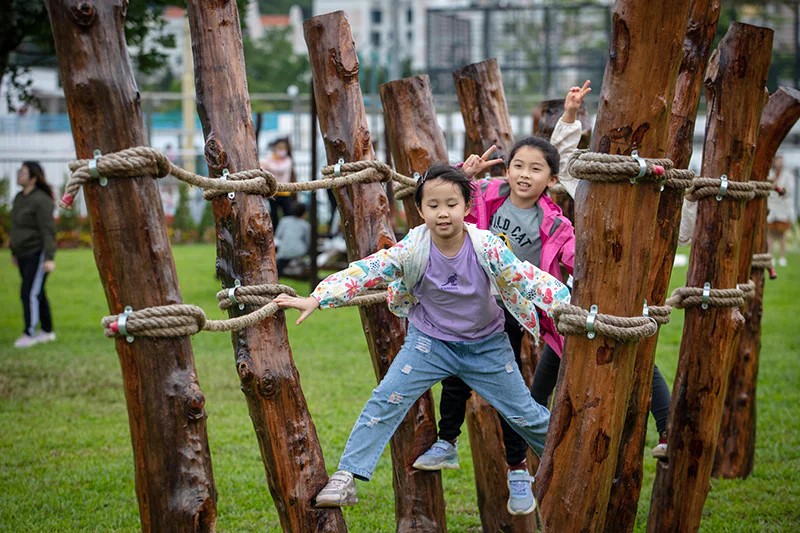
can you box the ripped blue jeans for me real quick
[338,324,550,480]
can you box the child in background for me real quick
[274,163,570,515]
[275,202,311,276]
[260,137,296,226]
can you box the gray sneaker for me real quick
[315,470,358,507]
[507,469,536,515]
[412,439,459,471]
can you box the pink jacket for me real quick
[466,178,575,356]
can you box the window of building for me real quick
[407,8,413,24]
[371,31,381,47]
[371,9,382,24]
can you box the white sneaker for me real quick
[14,334,38,348]
[412,439,459,470]
[778,257,787,267]
[315,470,358,507]
[34,331,56,344]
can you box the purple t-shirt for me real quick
[408,237,505,341]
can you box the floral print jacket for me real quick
[311,223,571,343]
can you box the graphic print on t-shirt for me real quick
[489,198,543,266]
[441,273,459,291]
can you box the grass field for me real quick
[1,245,798,531]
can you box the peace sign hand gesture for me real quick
[460,145,505,178]
[563,80,592,123]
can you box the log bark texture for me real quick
[453,59,514,171]
[647,22,773,533]
[713,86,800,479]
[185,3,346,531]
[305,12,446,532]
[535,2,691,531]
[605,2,721,530]
[45,1,217,530]
[532,98,592,222]
[452,60,537,532]
[380,75,447,230]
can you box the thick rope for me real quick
[566,151,673,184]
[750,253,774,271]
[751,181,777,199]
[553,304,662,342]
[62,147,419,208]
[665,283,750,309]
[685,177,756,202]
[662,168,695,190]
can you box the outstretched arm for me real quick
[273,294,320,325]
[562,80,591,123]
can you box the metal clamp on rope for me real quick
[716,175,729,201]
[228,279,244,311]
[642,299,649,317]
[89,149,108,187]
[586,304,599,339]
[221,169,235,200]
[631,150,647,184]
[334,158,345,177]
[118,305,134,343]
[413,171,421,182]
[701,282,711,310]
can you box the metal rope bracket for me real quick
[586,304,599,339]
[716,175,729,201]
[89,149,108,187]
[228,279,244,310]
[701,282,712,309]
[118,305,134,343]
[631,150,647,184]
[643,299,649,317]
[334,157,345,177]
[221,169,235,200]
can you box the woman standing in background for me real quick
[10,161,57,348]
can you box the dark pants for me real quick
[531,347,671,435]
[269,195,295,227]
[17,251,52,336]
[438,309,534,465]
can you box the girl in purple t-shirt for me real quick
[274,163,570,514]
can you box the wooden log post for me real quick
[380,75,446,231]
[532,98,592,221]
[647,23,773,533]
[184,3,346,531]
[45,1,217,529]
[304,12,446,532]
[713,87,800,479]
[451,59,537,532]
[604,2,721,530]
[535,1,691,530]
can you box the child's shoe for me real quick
[412,439,459,470]
[13,334,38,348]
[652,432,668,460]
[34,331,56,344]
[315,470,358,507]
[778,256,788,267]
[507,469,536,515]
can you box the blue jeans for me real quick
[338,325,551,480]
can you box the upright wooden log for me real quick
[535,2,691,530]
[185,3,346,531]
[605,2,721,530]
[305,12,446,532]
[380,75,446,230]
[452,60,536,533]
[453,59,515,169]
[647,23,773,532]
[45,1,217,529]
[713,87,800,478]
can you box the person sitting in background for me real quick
[275,202,311,276]
[260,137,296,226]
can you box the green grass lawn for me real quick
[1,245,798,531]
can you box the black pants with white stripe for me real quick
[17,251,52,336]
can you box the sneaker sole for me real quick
[315,496,358,508]
[412,461,460,471]
[507,500,536,516]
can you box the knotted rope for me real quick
[101,282,389,341]
[751,181,777,199]
[62,147,420,208]
[685,177,756,202]
[552,304,669,342]
[566,151,672,184]
[750,253,774,271]
[665,280,754,310]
